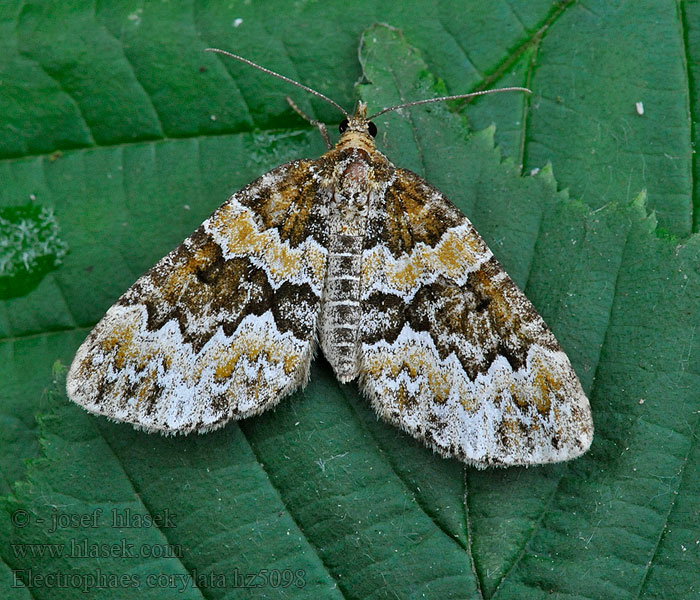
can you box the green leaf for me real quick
[2,6,700,600]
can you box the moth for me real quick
[67,49,593,468]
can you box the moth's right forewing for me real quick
[67,160,328,434]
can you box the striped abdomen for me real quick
[319,233,364,382]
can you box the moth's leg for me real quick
[286,96,332,149]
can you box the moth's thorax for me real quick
[327,151,371,235]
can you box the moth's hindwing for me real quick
[67,160,328,434]
[358,168,593,468]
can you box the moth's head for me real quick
[338,101,378,140]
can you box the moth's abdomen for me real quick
[319,233,363,382]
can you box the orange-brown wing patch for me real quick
[66,161,328,434]
[358,169,592,467]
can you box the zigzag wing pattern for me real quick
[358,168,593,467]
[67,160,328,434]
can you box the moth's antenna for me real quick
[205,48,350,118]
[367,87,531,120]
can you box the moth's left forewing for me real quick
[67,160,328,434]
[358,168,593,467]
